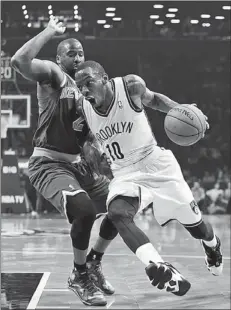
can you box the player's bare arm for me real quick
[125,74,209,129]
[11,16,66,85]
[124,74,180,113]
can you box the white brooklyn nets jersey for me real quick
[82,77,157,171]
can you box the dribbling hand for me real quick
[47,16,66,35]
[191,103,210,137]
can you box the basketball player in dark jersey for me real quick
[11,17,118,307]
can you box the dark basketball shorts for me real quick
[28,156,109,222]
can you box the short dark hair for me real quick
[76,60,106,76]
[57,38,82,56]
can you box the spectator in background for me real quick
[191,181,205,211]
[206,183,224,203]
[202,171,216,190]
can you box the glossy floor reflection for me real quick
[1,214,231,309]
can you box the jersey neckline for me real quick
[91,79,116,117]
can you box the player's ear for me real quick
[102,74,109,84]
[56,55,61,65]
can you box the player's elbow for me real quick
[11,55,30,72]
[10,55,25,72]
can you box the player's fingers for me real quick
[206,121,210,129]
[191,103,197,107]
[57,22,64,27]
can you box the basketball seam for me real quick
[182,105,204,132]
[165,127,202,137]
[165,115,199,131]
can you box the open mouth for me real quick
[86,96,96,104]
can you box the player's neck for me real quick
[96,83,114,114]
[59,65,75,79]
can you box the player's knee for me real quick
[66,192,96,223]
[107,196,136,225]
[99,215,118,240]
[184,220,213,240]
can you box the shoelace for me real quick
[205,242,222,265]
[94,263,106,283]
[80,274,99,294]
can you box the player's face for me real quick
[59,42,85,76]
[75,68,106,108]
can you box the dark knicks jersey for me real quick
[33,73,85,154]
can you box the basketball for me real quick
[164,104,207,146]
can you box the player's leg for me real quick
[155,149,223,276]
[107,195,191,296]
[74,162,118,294]
[28,157,106,306]
[183,217,223,276]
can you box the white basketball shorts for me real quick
[107,146,202,227]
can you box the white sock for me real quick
[203,235,217,248]
[135,243,164,266]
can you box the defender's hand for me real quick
[47,16,66,35]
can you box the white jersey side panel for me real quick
[82,77,157,171]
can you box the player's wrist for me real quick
[43,26,57,38]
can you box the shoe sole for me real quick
[205,258,223,276]
[68,286,107,306]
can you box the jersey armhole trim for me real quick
[122,77,143,113]
[60,74,67,88]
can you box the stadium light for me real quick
[25,15,29,19]
[202,23,211,27]
[23,10,27,15]
[97,20,106,24]
[166,13,175,18]
[75,27,79,32]
[27,23,31,27]
[104,24,111,28]
[171,19,180,23]
[113,17,122,21]
[168,8,178,12]
[150,15,159,19]
[22,5,26,10]
[215,16,225,20]
[74,15,78,19]
[153,4,164,9]
[190,20,199,24]
[48,5,52,10]
[155,20,164,25]
[201,14,210,18]
[50,15,53,19]
[222,5,231,10]
[74,5,78,9]
[106,7,116,11]
[106,12,115,17]
[74,10,78,15]
[49,10,53,15]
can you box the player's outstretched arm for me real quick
[11,16,66,84]
[124,74,179,113]
[125,74,209,130]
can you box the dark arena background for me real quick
[1,1,230,309]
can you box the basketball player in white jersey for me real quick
[75,61,223,296]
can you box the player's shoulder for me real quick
[123,74,146,97]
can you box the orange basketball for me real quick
[164,104,207,146]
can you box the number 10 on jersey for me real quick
[106,142,124,161]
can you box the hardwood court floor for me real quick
[1,214,230,309]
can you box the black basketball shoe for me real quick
[201,236,223,276]
[145,261,191,296]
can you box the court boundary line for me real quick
[26,272,50,310]
[2,250,230,260]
